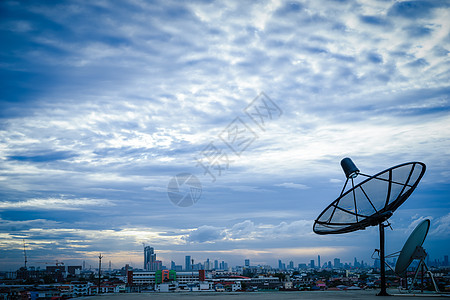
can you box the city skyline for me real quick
[3,242,449,272]
[1,1,449,271]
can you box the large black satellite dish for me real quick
[313,158,426,296]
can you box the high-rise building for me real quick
[334,258,341,269]
[318,255,321,269]
[444,255,449,266]
[298,263,307,269]
[354,257,358,268]
[214,260,219,269]
[278,260,283,270]
[171,261,176,270]
[144,246,156,271]
[310,259,315,269]
[245,259,250,267]
[289,261,294,269]
[185,256,191,271]
[374,258,380,268]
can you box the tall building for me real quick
[444,255,449,266]
[214,260,218,269]
[245,259,250,267]
[144,246,156,271]
[318,255,321,269]
[374,258,380,268]
[334,258,341,269]
[185,256,191,271]
[310,259,315,269]
[278,260,282,270]
[289,261,294,269]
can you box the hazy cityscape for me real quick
[1,244,449,297]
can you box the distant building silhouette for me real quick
[185,256,191,271]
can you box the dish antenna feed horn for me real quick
[313,158,426,296]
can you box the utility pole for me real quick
[98,254,103,294]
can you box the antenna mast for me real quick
[23,239,28,269]
[98,253,103,294]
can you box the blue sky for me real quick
[1,0,449,271]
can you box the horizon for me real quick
[1,0,449,272]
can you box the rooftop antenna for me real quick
[313,158,426,296]
[98,253,103,294]
[23,239,28,269]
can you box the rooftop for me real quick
[78,290,449,300]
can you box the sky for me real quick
[0,0,449,271]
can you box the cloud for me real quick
[329,179,343,184]
[185,225,225,243]
[227,220,255,239]
[0,197,114,211]
[431,213,450,237]
[274,183,309,190]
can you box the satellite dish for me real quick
[395,219,430,275]
[313,158,426,296]
[314,160,426,235]
[393,219,439,293]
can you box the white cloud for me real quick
[0,197,114,211]
[275,182,310,190]
[431,213,450,238]
[185,225,225,243]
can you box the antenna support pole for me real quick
[98,253,103,294]
[377,223,389,296]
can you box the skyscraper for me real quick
[214,260,218,269]
[245,259,250,267]
[144,246,156,271]
[374,258,380,268]
[444,255,449,266]
[278,259,283,270]
[318,255,321,269]
[185,256,191,271]
[310,259,315,269]
[334,258,341,269]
